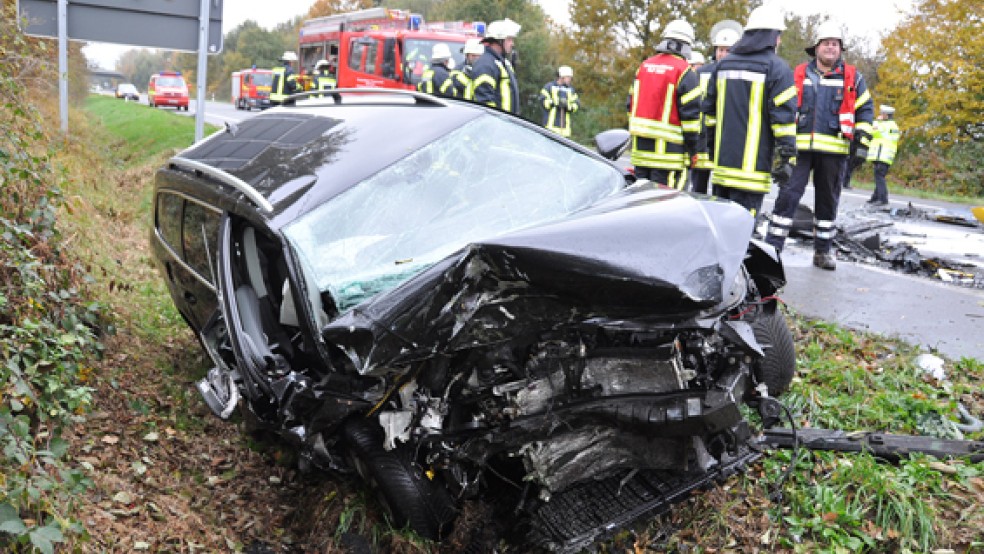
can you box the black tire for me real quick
[342,419,457,540]
[752,307,796,396]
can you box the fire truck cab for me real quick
[231,68,273,111]
[298,7,483,91]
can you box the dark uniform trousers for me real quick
[767,152,845,254]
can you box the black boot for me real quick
[813,252,836,270]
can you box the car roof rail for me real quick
[169,156,274,214]
[287,87,449,107]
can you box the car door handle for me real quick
[184,291,197,305]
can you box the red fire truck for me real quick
[297,7,484,90]
[231,68,273,111]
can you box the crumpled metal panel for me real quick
[323,187,755,374]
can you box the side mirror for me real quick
[594,129,631,161]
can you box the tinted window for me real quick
[348,40,364,71]
[156,192,183,252]
[183,201,221,284]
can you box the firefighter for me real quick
[270,51,299,106]
[689,51,705,70]
[417,43,456,97]
[451,38,484,99]
[539,65,579,138]
[471,18,521,113]
[628,19,701,189]
[866,104,900,207]
[764,20,874,270]
[691,20,742,195]
[702,7,796,218]
[314,59,336,92]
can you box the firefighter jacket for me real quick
[471,47,519,114]
[867,118,900,165]
[270,66,298,104]
[418,63,454,97]
[450,65,474,99]
[694,60,719,170]
[539,80,579,137]
[794,59,874,155]
[702,34,797,194]
[628,50,701,171]
[316,72,336,91]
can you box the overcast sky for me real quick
[82,0,913,69]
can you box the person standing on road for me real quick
[702,7,797,216]
[539,65,579,138]
[471,19,521,113]
[314,59,337,92]
[764,21,874,270]
[270,51,299,106]
[451,38,484,99]
[628,19,702,189]
[417,43,456,98]
[866,104,900,207]
[691,19,743,195]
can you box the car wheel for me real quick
[342,419,456,540]
[751,307,796,396]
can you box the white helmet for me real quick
[662,19,695,45]
[315,59,330,69]
[462,38,484,56]
[280,51,298,62]
[431,43,453,61]
[745,6,786,31]
[879,104,895,114]
[689,52,706,65]
[710,19,743,47]
[558,65,573,78]
[484,18,521,41]
[806,21,845,56]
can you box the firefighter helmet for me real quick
[484,18,521,41]
[280,51,298,62]
[710,19,743,47]
[745,6,786,31]
[314,59,330,69]
[431,43,453,61]
[689,51,706,65]
[806,21,846,56]
[558,65,573,78]
[462,38,484,56]
[661,19,695,45]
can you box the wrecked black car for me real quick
[150,89,795,549]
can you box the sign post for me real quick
[17,0,223,136]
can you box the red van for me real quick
[148,71,190,110]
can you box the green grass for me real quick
[84,95,219,166]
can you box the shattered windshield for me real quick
[283,114,625,313]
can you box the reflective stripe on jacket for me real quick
[628,52,700,170]
[695,61,717,170]
[539,80,579,137]
[417,63,454,97]
[470,48,519,113]
[702,48,797,194]
[867,118,900,165]
[793,60,874,155]
[450,67,473,99]
[270,66,298,104]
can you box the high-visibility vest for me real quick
[628,52,701,170]
[539,81,579,137]
[867,118,900,165]
[793,61,873,155]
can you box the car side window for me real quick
[182,201,221,284]
[156,192,183,253]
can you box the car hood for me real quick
[322,186,756,374]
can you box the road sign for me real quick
[17,0,223,53]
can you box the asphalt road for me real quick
[167,98,984,362]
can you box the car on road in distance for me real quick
[148,71,189,110]
[150,89,796,551]
[115,83,139,101]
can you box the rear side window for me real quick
[183,201,221,282]
[156,192,182,251]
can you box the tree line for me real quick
[104,0,980,197]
